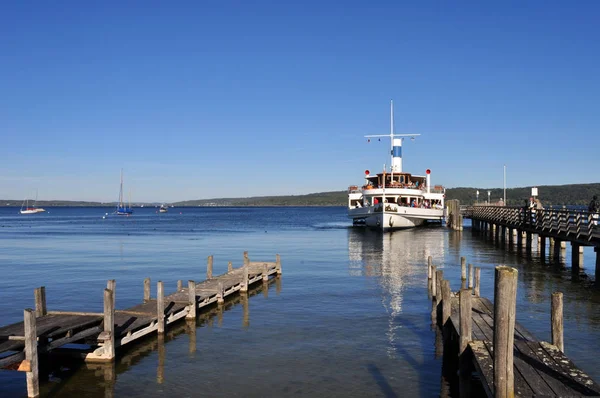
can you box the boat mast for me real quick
[119,169,124,208]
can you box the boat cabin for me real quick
[363,172,426,190]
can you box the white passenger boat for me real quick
[347,101,445,231]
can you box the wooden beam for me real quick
[24,308,39,398]
[34,287,46,318]
[493,266,518,398]
[551,292,564,352]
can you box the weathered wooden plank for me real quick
[539,341,600,395]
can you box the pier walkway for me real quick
[0,252,281,397]
[428,257,600,397]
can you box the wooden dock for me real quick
[0,252,281,397]
[428,256,600,397]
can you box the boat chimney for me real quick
[426,169,431,193]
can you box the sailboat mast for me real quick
[119,169,124,207]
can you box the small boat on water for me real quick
[114,169,133,216]
[347,101,445,231]
[159,204,168,213]
[20,191,45,214]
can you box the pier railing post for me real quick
[459,288,472,398]
[34,287,47,318]
[186,280,196,319]
[24,308,39,398]
[276,254,282,275]
[551,292,564,352]
[474,267,481,297]
[144,278,151,302]
[493,266,518,398]
[103,288,115,360]
[207,255,213,280]
[157,281,165,334]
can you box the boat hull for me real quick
[349,207,443,231]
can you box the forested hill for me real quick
[2,183,598,207]
[173,183,600,207]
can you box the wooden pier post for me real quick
[474,267,481,297]
[103,288,115,360]
[551,292,564,352]
[262,263,269,282]
[428,256,433,279]
[244,251,249,267]
[157,281,165,334]
[525,232,532,253]
[144,278,151,302]
[24,308,39,398]
[177,280,183,291]
[435,270,444,306]
[553,240,561,260]
[34,287,47,318]
[459,288,472,398]
[468,264,473,289]
[461,257,466,281]
[107,280,116,303]
[241,264,249,293]
[493,266,518,398]
[441,280,451,327]
[207,255,213,280]
[539,235,546,260]
[228,261,233,273]
[276,254,282,275]
[430,265,437,297]
[186,280,196,319]
[572,243,580,272]
[516,229,523,247]
[508,228,514,245]
[217,282,224,305]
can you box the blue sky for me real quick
[1,1,599,202]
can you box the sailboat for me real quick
[20,190,45,214]
[115,169,133,216]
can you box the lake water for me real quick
[1,206,599,397]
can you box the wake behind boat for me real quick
[347,101,445,231]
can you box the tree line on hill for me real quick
[2,183,599,207]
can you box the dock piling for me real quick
[244,251,249,267]
[430,265,437,297]
[107,280,116,303]
[241,264,249,293]
[474,267,481,297]
[441,280,451,327]
[262,263,269,282]
[276,254,282,275]
[103,288,115,360]
[34,287,46,318]
[459,288,472,398]
[493,266,518,398]
[186,280,196,319]
[461,257,466,281]
[217,282,224,305]
[435,270,444,306]
[207,255,213,280]
[427,256,433,279]
[157,281,165,334]
[24,308,39,398]
[551,292,564,352]
[177,280,182,291]
[228,261,233,273]
[144,278,151,302]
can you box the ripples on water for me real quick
[0,207,599,397]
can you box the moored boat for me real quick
[347,101,445,231]
[114,169,133,216]
[19,191,45,214]
[159,204,168,213]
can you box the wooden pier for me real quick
[428,256,600,397]
[449,202,600,285]
[0,252,281,397]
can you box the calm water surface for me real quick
[0,206,599,397]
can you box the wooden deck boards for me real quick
[448,295,600,396]
[0,260,279,364]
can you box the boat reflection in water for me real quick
[347,227,445,352]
